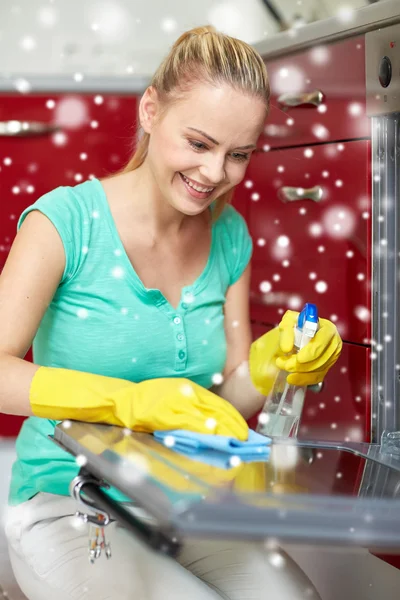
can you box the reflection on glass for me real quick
[66,423,400,507]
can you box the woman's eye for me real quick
[231,153,250,162]
[188,140,207,151]
[188,140,249,162]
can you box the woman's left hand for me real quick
[275,310,343,386]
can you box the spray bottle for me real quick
[256,303,319,439]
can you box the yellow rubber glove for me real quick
[29,367,248,440]
[275,310,342,386]
[249,311,342,393]
[249,326,284,396]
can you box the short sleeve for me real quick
[17,185,86,284]
[217,204,253,286]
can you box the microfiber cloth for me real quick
[153,429,271,469]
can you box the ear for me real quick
[139,86,160,134]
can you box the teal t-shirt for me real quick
[8,177,253,506]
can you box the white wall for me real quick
[0,0,369,77]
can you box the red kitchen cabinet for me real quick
[246,139,371,345]
[260,35,369,150]
[298,340,371,443]
[0,92,138,436]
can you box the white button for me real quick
[173,316,181,325]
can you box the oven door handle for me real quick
[277,89,325,109]
[0,120,60,137]
[278,185,324,203]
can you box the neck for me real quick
[124,162,190,237]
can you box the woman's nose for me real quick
[199,156,226,186]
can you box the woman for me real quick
[1,25,341,599]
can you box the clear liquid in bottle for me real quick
[256,370,306,438]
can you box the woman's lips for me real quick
[179,172,214,200]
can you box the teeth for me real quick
[182,174,214,193]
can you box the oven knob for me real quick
[379,55,392,88]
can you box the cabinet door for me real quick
[245,140,371,345]
[298,341,371,443]
[0,93,137,270]
[249,323,371,443]
[259,35,369,150]
[0,92,138,436]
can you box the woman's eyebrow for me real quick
[186,127,256,150]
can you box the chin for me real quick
[175,201,207,216]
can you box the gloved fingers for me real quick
[277,347,340,376]
[276,332,341,372]
[192,390,249,440]
[218,420,248,440]
[161,380,246,437]
[148,411,208,434]
[296,319,341,364]
[198,400,249,440]
[301,338,341,372]
[285,354,340,386]
[286,370,325,386]
[278,310,299,353]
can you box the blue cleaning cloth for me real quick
[153,429,271,469]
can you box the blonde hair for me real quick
[121,25,270,221]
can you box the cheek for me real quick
[160,138,187,170]
[228,162,249,186]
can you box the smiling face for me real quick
[140,82,267,216]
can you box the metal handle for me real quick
[0,120,60,137]
[70,469,181,557]
[278,186,324,203]
[70,474,111,526]
[277,90,324,109]
[307,382,324,394]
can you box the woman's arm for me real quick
[210,264,266,420]
[0,211,65,415]
[212,359,265,420]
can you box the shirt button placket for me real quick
[173,315,187,371]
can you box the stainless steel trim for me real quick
[0,74,149,94]
[277,90,324,109]
[278,186,324,203]
[253,0,400,60]
[367,24,400,442]
[366,23,400,117]
[0,120,60,136]
[370,114,400,442]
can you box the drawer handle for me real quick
[278,186,323,203]
[277,89,324,109]
[0,120,60,137]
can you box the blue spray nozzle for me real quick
[295,303,319,349]
[297,303,319,330]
